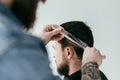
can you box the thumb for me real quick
[50,27,63,37]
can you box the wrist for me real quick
[82,62,99,68]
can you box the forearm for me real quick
[81,62,102,80]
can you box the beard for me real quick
[57,59,69,76]
[11,0,41,30]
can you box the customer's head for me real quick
[1,0,46,30]
[52,21,94,76]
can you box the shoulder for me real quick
[8,33,47,55]
[0,25,47,56]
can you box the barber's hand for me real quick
[39,24,64,44]
[82,47,106,67]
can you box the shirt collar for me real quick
[64,70,81,80]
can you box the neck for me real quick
[68,60,82,75]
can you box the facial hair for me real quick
[57,59,69,76]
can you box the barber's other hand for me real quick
[82,47,106,67]
[39,24,64,44]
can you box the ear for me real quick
[64,46,75,60]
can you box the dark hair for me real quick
[59,21,94,59]
[11,0,46,30]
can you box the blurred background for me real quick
[32,0,120,79]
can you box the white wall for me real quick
[33,0,120,79]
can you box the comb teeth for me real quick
[52,25,88,50]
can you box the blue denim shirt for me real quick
[0,3,60,80]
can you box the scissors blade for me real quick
[52,25,88,50]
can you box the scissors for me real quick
[52,25,88,50]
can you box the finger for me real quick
[52,24,60,29]
[102,55,106,60]
[46,24,60,32]
[84,46,90,50]
[52,35,64,41]
[44,25,53,32]
[50,27,64,36]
